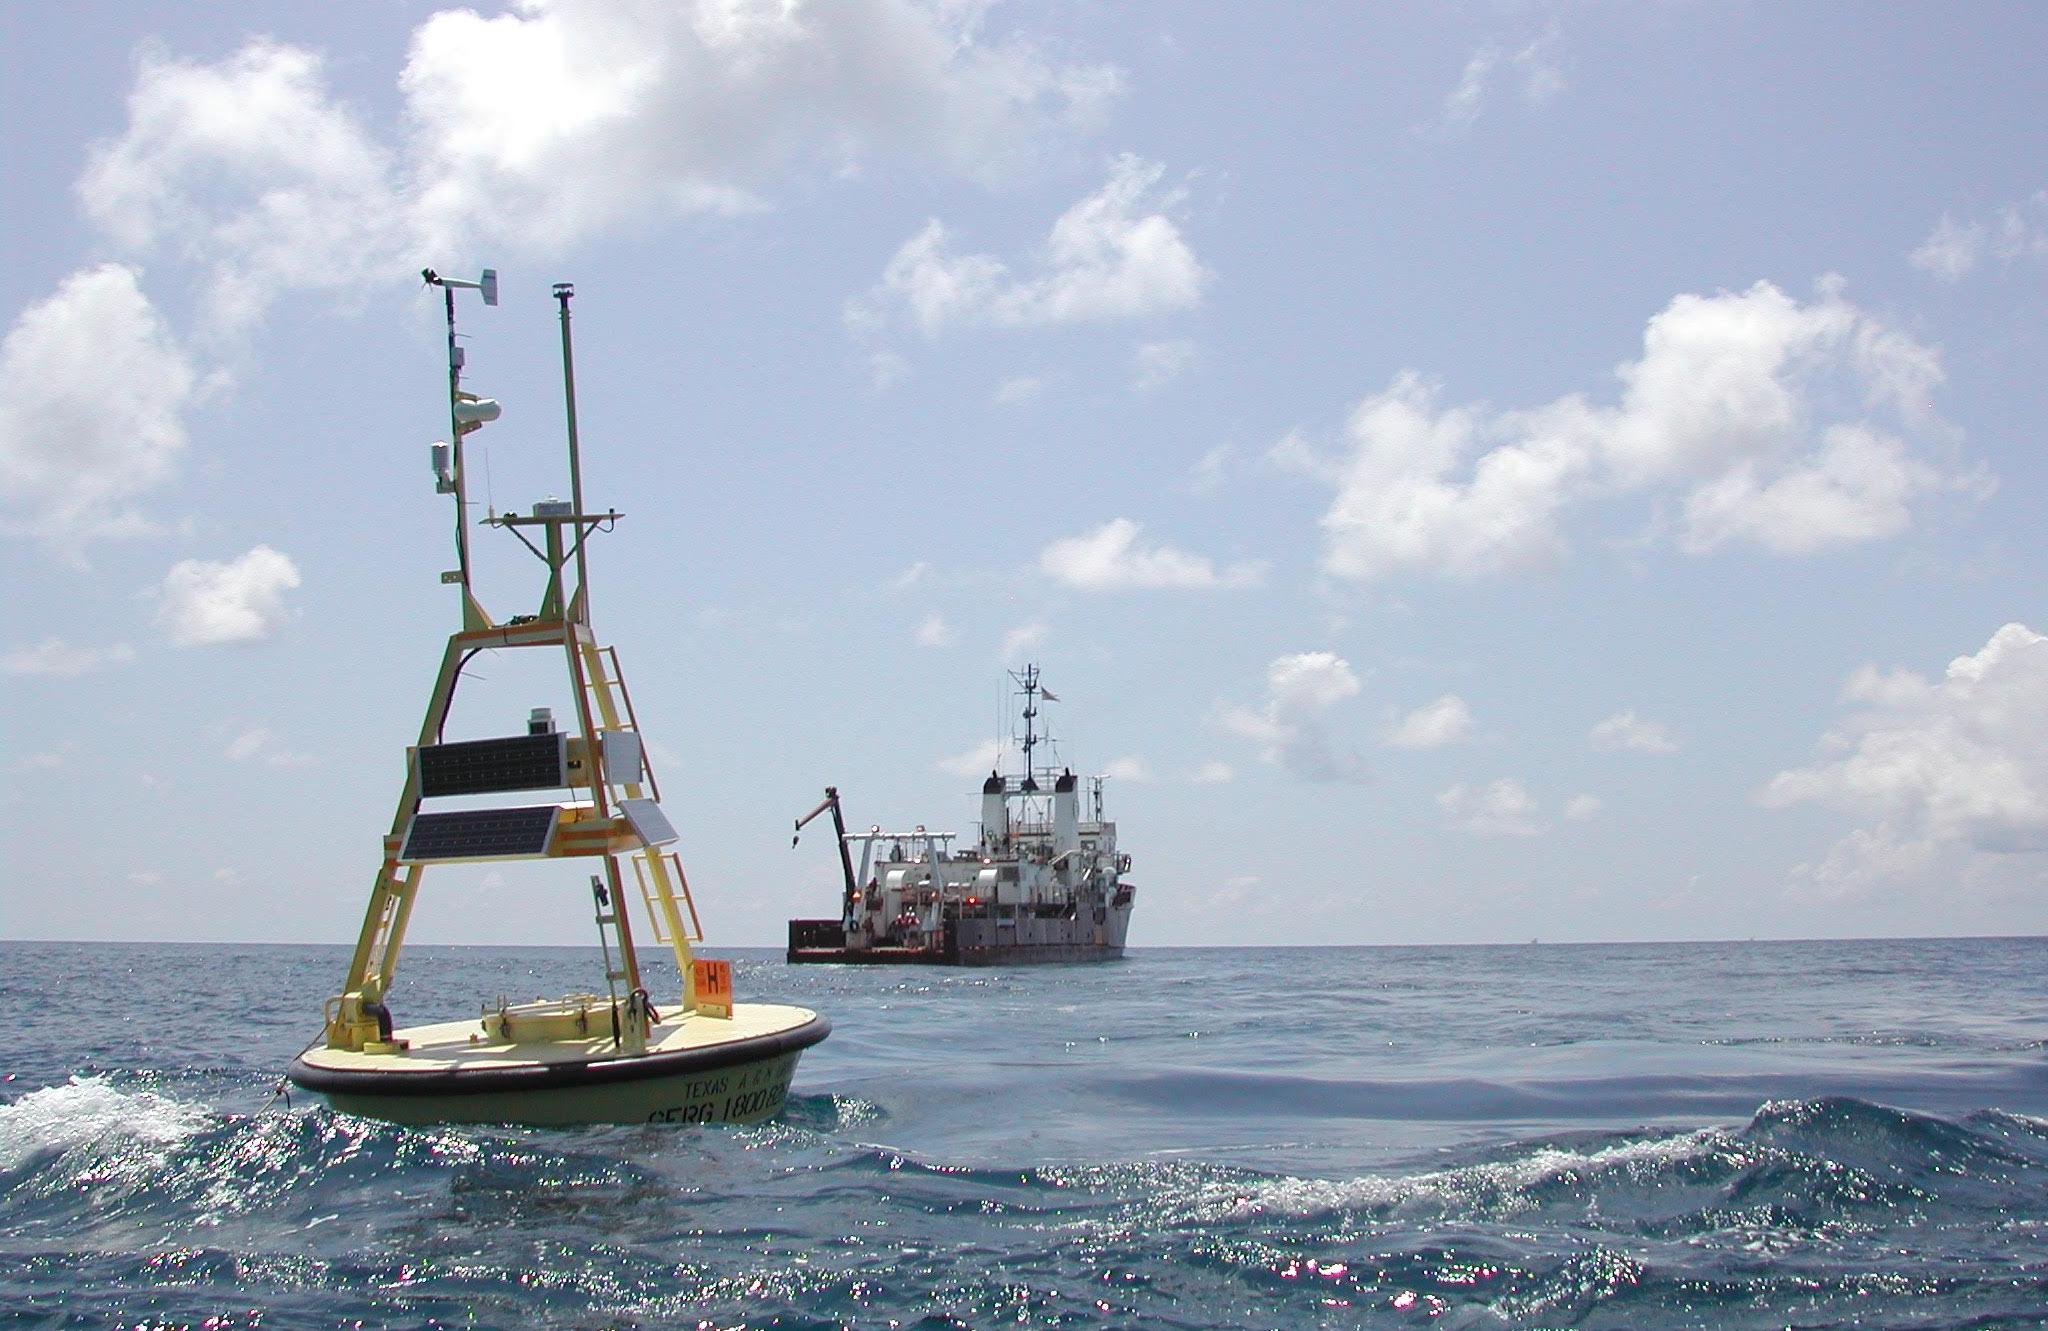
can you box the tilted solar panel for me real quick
[416,733,568,796]
[619,797,678,847]
[399,806,560,862]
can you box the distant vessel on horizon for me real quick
[786,665,1135,965]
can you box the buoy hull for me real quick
[289,1003,828,1127]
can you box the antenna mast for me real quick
[1014,664,1040,791]
[554,283,591,622]
[421,266,498,620]
[440,282,471,589]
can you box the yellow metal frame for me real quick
[326,527,709,1049]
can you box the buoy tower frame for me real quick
[321,273,703,1056]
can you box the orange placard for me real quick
[692,958,733,1018]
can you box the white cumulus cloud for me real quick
[1039,518,1263,592]
[2,638,136,677]
[914,613,955,648]
[156,544,302,646]
[1187,443,1234,495]
[936,738,1002,778]
[1104,756,1151,782]
[1001,620,1047,659]
[406,0,1120,255]
[1277,280,1980,581]
[1215,651,1366,783]
[1439,777,1545,836]
[0,265,196,554]
[224,725,315,767]
[854,155,1207,335]
[1760,624,2048,894]
[1590,710,1679,754]
[1385,694,1475,749]
[1133,338,1196,391]
[66,6,1120,343]
[1910,192,2048,283]
[1443,26,1567,128]
[995,375,1045,405]
[78,42,403,338]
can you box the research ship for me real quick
[786,665,1135,965]
[286,269,827,1125]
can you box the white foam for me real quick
[0,1076,210,1170]
[1197,1128,1734,1223]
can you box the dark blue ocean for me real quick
[3,939,2046,1329]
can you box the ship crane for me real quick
[794,787,860,929]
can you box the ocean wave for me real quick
[1143,1097,2036,1229]
[3,1091,2043,1329]
[0,1076,210,1171]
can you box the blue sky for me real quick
[3,2,2044,947]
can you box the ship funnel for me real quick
[1053,768,1079,857]
[981,771,1006,853]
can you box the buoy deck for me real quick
[289,1002,828,1125]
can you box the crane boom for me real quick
[792,786,860,926]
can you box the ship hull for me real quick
[288,1003,828,1126]
[787,907,1131,966]
[787,941,1125,966]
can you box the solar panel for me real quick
[416,733,568,796]
[619,797,677,847]
[400,806,560,862]
[601,729,644,785]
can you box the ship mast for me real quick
[1013,664,1040,791]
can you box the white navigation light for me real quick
[430,441,454,494]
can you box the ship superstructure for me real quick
[787,666,1135,965]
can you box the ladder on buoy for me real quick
[578,639,706,991]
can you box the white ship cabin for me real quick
[845,768,1128,946]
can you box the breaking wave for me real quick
[8,1089,2040,1328]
